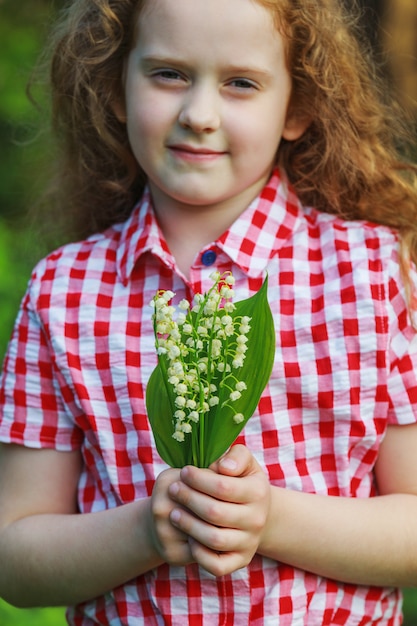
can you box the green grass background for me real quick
[0,600,66,625]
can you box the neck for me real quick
[150,182,268,278]
[156,202,234,278]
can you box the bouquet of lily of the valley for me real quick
[146,272,275,468]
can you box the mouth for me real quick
[167,144,226,162]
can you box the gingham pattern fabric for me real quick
[1,169,417,625]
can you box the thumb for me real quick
[212,444,259,477]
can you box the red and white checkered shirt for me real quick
[1,169,417,625]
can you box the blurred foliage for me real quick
[0,0,417,624]
[0,599,66,625]
[0,0,63,358]
[404,588,417,625]
[0,1,68,621]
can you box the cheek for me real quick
[227,108,284,158]
[126,102,160,151]
[253,103,290,154]
[129,97,177,142]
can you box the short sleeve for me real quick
[386,254,417,425]
[0,281,82,451]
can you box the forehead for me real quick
[132,0,283,61]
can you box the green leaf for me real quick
[146,364,192,468]
[201,277,275,466]
[146,276,275,468]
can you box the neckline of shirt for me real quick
[116,168,304,286]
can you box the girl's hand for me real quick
[149,468,194,566]
[168,445,271,576]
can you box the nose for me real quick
[178,82,221,133]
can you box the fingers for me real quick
[166,447,271,575]
[175,445,267,507]
[171,508,240,551]
[170,508,258,577]
[210,444,260,478]
[175,466,245,505]
[169,478,244,527]
[169,477,268,540]
[150,468,194,566]
[188,538,253,578]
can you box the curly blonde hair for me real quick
[45,0,417,270]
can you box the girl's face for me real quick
[121,0,305,217]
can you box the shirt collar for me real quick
[116,168,303,285]
[216,169,303,276]
[116,188,175,286]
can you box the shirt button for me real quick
[201,250,217,266]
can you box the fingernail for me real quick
[221,457,237,470]
[170,509,181,524]
[180,466,190,479]
[169,482,179,496]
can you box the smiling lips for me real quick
[168,144,226,162]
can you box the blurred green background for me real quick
[0,2,69,622]
[0,0,416,624]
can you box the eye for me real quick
[151,69,185,83]
[228,78,257,91]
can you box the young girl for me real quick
[1,0,417,624]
